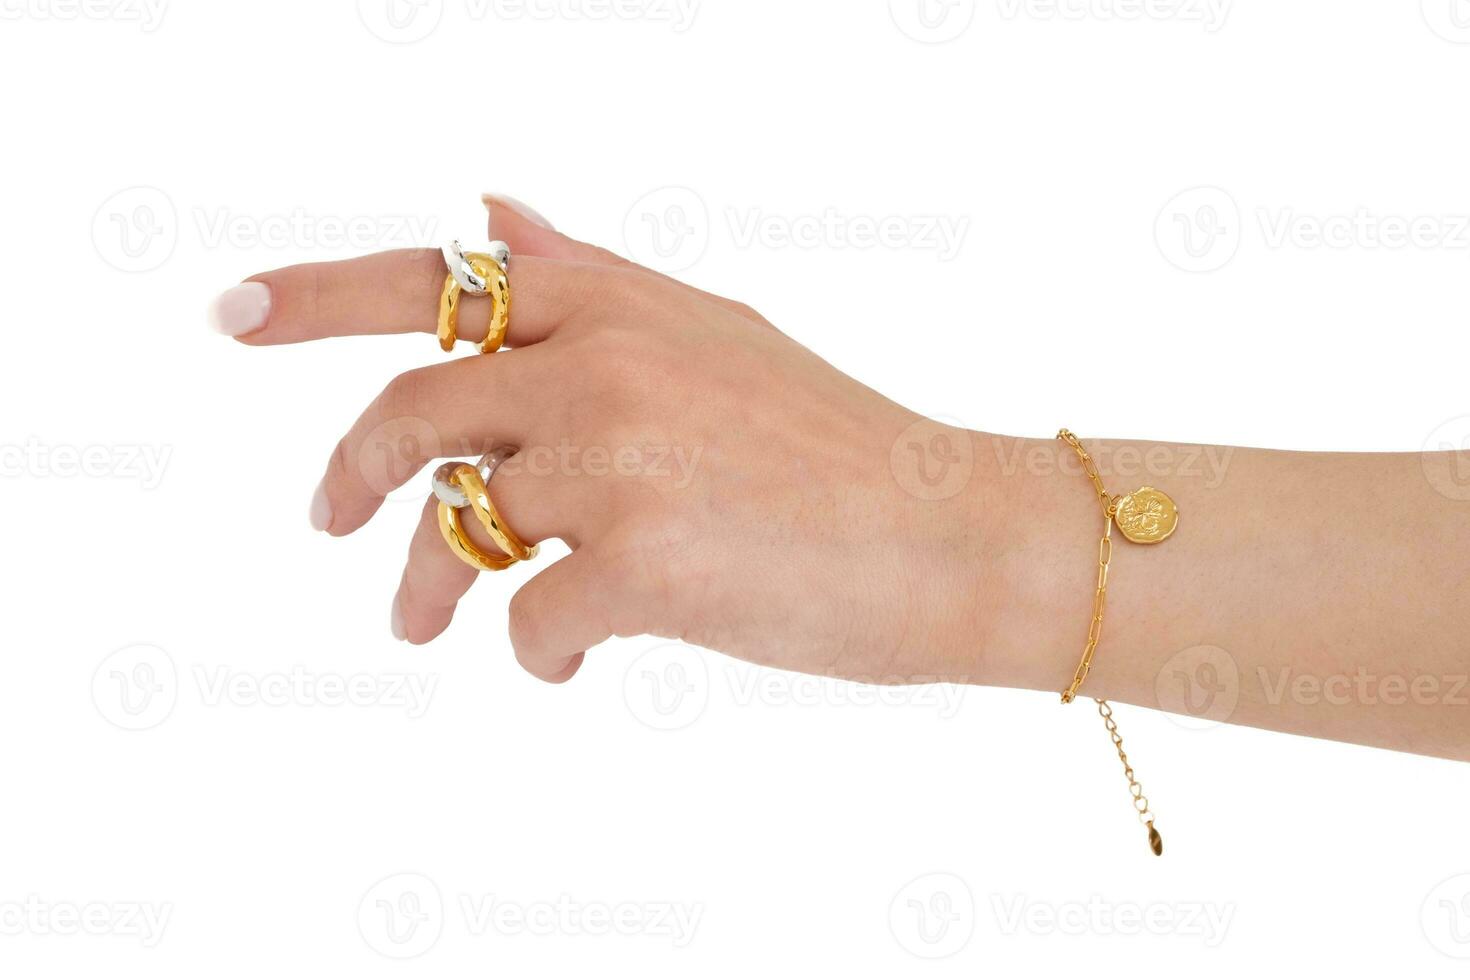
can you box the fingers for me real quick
[315,347,555,537]
[219,251,616,348]
[483,195,776,329]
[394,461,580,645]
[393,496,477,644]
[506,548,632,683]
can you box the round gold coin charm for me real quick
[1112,487,1179,544]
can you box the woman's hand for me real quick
[213,197,991,686]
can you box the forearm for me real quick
[966,433,1470,760]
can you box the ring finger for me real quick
[393,457,584,644]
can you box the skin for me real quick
[223,196,1470,763]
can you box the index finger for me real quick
[209,249,618,348]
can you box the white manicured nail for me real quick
[309,479,332,532]
[482,193,553,230]
[209,282,271,337]
[390,594,407,641]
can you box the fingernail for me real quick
[482,193,553,230]
[208,281,271,337]
[390,593,407,642]
[309,479,332,532]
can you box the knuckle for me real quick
[729,300,763,323]
[377,367,430,422]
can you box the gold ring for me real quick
[437,251,510,354]
[436,463,538,571]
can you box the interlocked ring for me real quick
[431,447,511,510]
[434,448,538,572]
[437,239,510,354]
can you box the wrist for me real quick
[931,431,1102,694]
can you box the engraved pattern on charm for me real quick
[1112,487,1179,544]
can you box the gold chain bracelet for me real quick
[1056,429,1179,857]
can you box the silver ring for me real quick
[441,240,510,296]
[431,446,516,508]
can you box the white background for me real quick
[2,0,1469,975]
